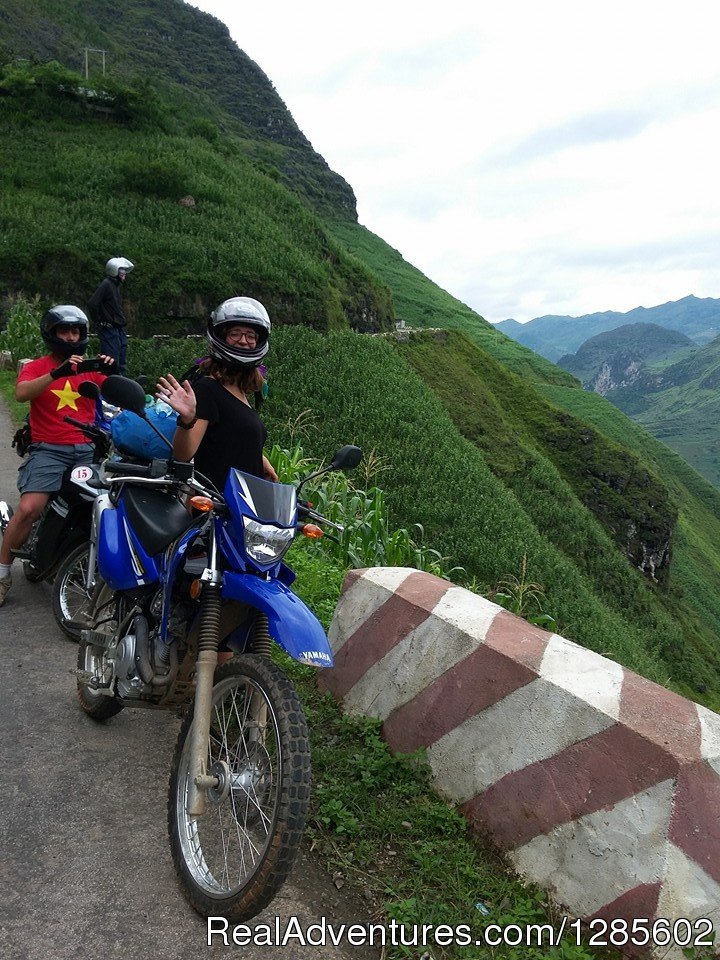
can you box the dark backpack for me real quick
[12,419,31,458]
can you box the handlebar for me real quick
[63,415,105,435]
[102,458,197,485]
[297,501,345,533]
[103,458,170,479]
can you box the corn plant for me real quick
[490,555,558,630]
[0,295,44,363]
[268,442,464,578]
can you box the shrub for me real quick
[0,295,44,362]
[188,118,219,143]
[116,153,191,200]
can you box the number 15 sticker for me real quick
[71,466,94,483]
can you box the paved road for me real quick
[0,395,377,960]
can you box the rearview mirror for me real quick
[78,381,101,400]
[101,375,146,415]
[330,445,362,471]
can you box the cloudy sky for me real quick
[189,0,720,324]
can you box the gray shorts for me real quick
[17,443,94,495]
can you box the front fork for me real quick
[85,493,111,593]
[186,523,222,819]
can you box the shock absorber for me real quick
[248,612,272,658]
[197,582,223,654]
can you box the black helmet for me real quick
[41,305,89,357]
[206,297,270,368]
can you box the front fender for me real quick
[222,572,333,668]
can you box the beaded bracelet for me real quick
[177,416,198,430]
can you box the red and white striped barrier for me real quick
[321,567,720,948]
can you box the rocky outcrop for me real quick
[593,356,643,395]
[545,415,676,585]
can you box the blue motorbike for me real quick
[75,376,361,920]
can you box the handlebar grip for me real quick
[104,460,152,477]
[63,416,98,431]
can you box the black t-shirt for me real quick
[192,377,267,492]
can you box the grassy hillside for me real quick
[603,336,720,487]
[558,322,694,388]
[0,0,356,217]
[317,232,720,708]
[120,326,720,709]
[3,0,720,714]
[0,62,393,332]
[537,382,720,692]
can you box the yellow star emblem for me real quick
[51,379,81,411]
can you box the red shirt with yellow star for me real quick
[17,355,107,445]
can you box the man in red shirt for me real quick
[0,305,115,606]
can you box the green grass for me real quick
[0,112,393,335]
[0,369,26,422]
[0,58,393,336]
[605,336,720,487]
[260,326,720,706]
[0,0,357,217]
[116,325,720,708]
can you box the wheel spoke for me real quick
[169,657,310,917]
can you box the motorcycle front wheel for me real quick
[168,654,310,921]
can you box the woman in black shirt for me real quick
[156,297,278,492]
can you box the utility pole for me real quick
[83,48,107,80]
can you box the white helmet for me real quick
[207,297,270,368]
[105,256,134,278]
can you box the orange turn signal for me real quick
[189,579,202,600]
[189,496,215,512]
[302,523,324,539]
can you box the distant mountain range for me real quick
[498,295,720,488]
[496,295,720,362]
[557,322,695,394]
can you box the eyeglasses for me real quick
[225,329,258,345]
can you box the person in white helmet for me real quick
[156,296,278,493]
[87,256,134,375]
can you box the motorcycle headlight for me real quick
[243,519,294,565]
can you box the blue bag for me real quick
[110,403,178,460]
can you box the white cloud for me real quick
[188,0,720,322]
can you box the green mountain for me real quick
[558,322,695,392]
[3,0,720,709]
[607,334,720,488]
[496,295,720,362]
[0,0,356,218]
[0,0,392,332]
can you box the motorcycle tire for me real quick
[52,543,92,641]
[76,637,124,721]
[168,654,310,921]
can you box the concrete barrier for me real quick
[321,567,720,952]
